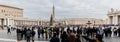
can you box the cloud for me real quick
[0,0,119,19]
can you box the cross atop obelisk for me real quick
[50,0,55,26]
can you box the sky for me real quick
[0,0,120,20]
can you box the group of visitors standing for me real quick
[15,25,120,42]
[16,26,36,42]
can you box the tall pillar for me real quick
[113,15,118,25]
[108,16,113,24]
[116,15,118,25]
[37,21,39,25]
[6,18,10,26]
[1,19,4,29]
[4,18,6,25]
[11,19,14,27]
[108,17,110,24]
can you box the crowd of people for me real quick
[12,25,120,42]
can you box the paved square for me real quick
[0,29,120,42]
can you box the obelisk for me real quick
[50,1,55,27]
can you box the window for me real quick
[2,10,3,12]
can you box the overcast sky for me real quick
[0,0,119,19]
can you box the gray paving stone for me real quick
[0,29,120,42]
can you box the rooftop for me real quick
[0,4,23,10]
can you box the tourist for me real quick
[41,27,44,38]
[73,27,76,34]
[113,27,118,36]
[60,31,68,42]
[77,27,82,35]
[86,27,92,37]
[104,28,109,37]
[7,26,11,34]
[67,27,70,34]
[107,28,112,37]
[23,28,27,40]
[16,27,22,41]
[98,28,104,36]
[117,27,120,37]
[56,27,60,37]
[49,27,53,38]
[45,27,49,39]
[37,26,41,38]
[26,29,31,42]
[21,28,24,39]
[82,34,104,42]
[50,32,60,42]
[31,28,36,42]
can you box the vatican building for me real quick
[0,4,106,29]
[107,8,120,25]
[0,4,41,28]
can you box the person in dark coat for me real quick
[86,27,92,37]
[60,31,68,42]
[7,26,11,34]
[73,27,76,34]
[67,27,70,33]
[82,34,104,42]
[26,29,31,42]
[23,28,27,39]
[107,28,112,37]
[37,27,41,38]
[16,28,22,41]
[41,28,44,38]
[56,28,60,37]
[113,28,118,36]
[31,28,36,42]
[118,27,120,37]
[21,28,24,39]
[50,33,60,42]
[77,27,82,35]
[104,28,108,37]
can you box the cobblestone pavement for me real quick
[0,29,120,42]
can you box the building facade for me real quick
[0,4,41,27]
[62,18,105,25]
[107,8,120,25]
[0,4,23,18]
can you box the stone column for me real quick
[1,19,4,29]
[39,21,42,25]
[116,15,118,25]
[7,18,10,26]
[0,19,1,25]
[4,18,6,25]
[113,15,118,25]
[11,19,15,27]
[37,21,39,25]
[108,16,112,24]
